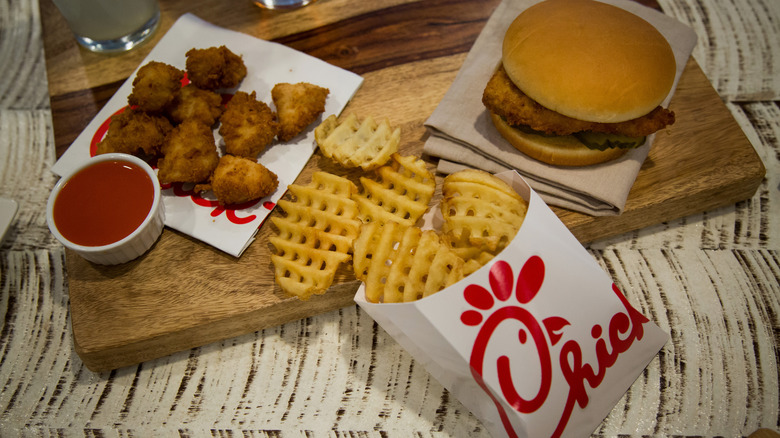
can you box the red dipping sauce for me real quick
[53,160,155,247]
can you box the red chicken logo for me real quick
[461,255,650,438]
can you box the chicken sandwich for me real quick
[482,0,677,166]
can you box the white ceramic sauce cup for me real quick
[46,153,165,265]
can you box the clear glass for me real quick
[52,0,160,53]
[254,0,317,10]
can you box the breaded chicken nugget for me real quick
[128,61,184,113]
[166,84,224,126]
[157,120,220,185]
[196,154,279,206]
[219,91,278,158]
[271,82,330,142]
[96,108,173,163]
[185,46,247,90]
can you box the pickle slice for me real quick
[573,131,646,151]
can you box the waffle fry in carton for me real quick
[441,169,528,275]
[353,220,465,303]
[355,170,669,438]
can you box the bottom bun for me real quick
[490,113,629,167]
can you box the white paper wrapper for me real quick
[52,13,364,257]
[355,171,669,437]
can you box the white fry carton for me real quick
[354,171,669,438]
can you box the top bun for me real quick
[502,0,676,123]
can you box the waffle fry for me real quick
[354,154,435,227]
[315,113,400,170]
[353,221,465,303]
[270,172,361,300]
[441,169,528,274]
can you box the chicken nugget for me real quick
[96,108,173,163]
[271,82,330,142]
[219,91,278,158]
[157,120,220,185]
[185,46,247,90]
[128,61,184,113]
[166,84,224,126]
[196,154,279,206]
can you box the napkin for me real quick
[52,14,363,257]
[423,0,697,216]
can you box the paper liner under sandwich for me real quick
[423,0,698,216]
[355,171,669,438]
[52,13,363,257]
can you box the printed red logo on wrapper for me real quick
[166,182,275,225]
[461,256,650,438]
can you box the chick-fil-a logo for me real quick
[460,256,649,437]
[166,182,274,225]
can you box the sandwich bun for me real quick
[502,0,676,124]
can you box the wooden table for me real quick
[40,0,765,372]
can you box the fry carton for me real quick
[354,171,669,437]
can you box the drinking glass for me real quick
[52,0,160,53]
[254,0,317,10]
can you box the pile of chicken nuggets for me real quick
[97,45,330,206]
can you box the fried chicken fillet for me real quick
[96,109,173,163]
[482,66,675,138]
[271,82,330,142]
[157,120,220,185]
[196,154,279,206]
[128,61,184,113]
[185,46,247,90]
[219,91,279,158]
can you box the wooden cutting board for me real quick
[65,55,765,372]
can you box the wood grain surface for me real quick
[65,56,764,371]
[41,0,764,371]
[2,0,778,435]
